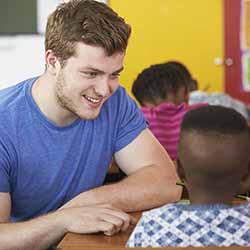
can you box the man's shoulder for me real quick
[0,78,34,131]
[104,85,138,115]
[0,78,32,111]
[107,85,127,103]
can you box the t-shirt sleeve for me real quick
[113,87,147,153]
[0,136,11,192]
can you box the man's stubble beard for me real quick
[55,70,101,121]
[55,70,82,120]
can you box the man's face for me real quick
[55,42,125,121]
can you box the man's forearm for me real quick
[63,165,182,212]
[0,211,65,250]
[0,204,134,250]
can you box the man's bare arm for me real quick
[63,129,182,211]
[0,193,133,250]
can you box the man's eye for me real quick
[110,73,120,79]
[82,72,98,78]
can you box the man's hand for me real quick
[0,195,135,250]
[60,204,136,236]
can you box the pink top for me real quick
[141,102,207,160]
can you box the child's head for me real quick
[167,61,198,91]
[177,105,250,204]
[132,62,190,107]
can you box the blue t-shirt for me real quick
[0,77,147,222]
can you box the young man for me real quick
[127,106,250,247]
[0,0,180,249]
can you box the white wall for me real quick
[0,35,45,89]
[0,0,108,90]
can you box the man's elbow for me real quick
[162,185,182,203]
[156,167,183,203]
[147,183,182,210]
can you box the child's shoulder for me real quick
[142,203,183,217]
[143,203,250,218]
[232,203,250,214]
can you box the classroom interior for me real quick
[1,0,250,103]
[1,1,250,249]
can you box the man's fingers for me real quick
[130,215,137,225]
[98,212,133,235]
[101,214,124,231]
[98,221,117,236]
[97,203,114,209]
[94,204,137,228]
[64,205,136,235]
[102,207,138,231]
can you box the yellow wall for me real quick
[110,0,224,96]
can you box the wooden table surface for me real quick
[57,200,250,250]
[57,247,249,250]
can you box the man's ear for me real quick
[45,49,60,74]
[176,159,186,182]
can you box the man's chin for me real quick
[79,111,100,120]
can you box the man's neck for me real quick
[31,74,78,127]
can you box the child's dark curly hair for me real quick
[132,61,191,106]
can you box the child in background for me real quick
[127,105,250,247]
[168,61,250,122]
[190,90,250,121]
[132,62,206,160]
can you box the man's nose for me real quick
[94,77,111,97]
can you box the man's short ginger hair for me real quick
[45,0,131,62]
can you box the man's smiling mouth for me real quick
[82,94,102,104]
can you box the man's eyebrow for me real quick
[80,66,124,74]
[81,67,104,73]
[112,67,124,74]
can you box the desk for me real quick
[57,200,249,250]
[57,212,141,250]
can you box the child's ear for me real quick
[239,164,250,193]
[176,159,186,181]
[183,88,189,104]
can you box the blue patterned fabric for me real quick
[127,203,250,247]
